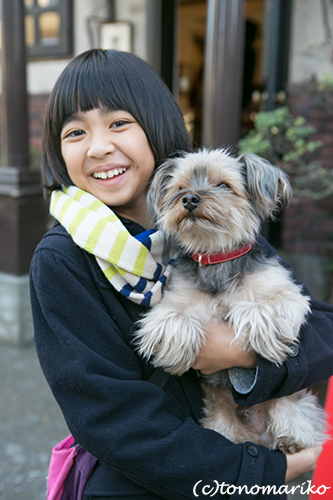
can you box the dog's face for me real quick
[148,148,291,254]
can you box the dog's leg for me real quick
[202,386,326,452]
[267,390,327,453]
[135,276,211,375]
[201,385,248,444]
[201,385,272,446]
[225,260,311,364]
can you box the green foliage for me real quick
[237,106,333,201]
[317,74,333,92]
[238,106,323,165]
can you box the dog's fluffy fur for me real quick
[135,148,326,453]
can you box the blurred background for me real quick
[0,0,333,498]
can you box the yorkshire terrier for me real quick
[135,148,326,453]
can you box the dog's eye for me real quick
[217,182,230,189]
[178,186,183,191]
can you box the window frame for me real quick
[25,0,73,58]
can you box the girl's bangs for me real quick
[57,63,129,126]
[75,70,125,112]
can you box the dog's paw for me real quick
[225,263,311,364]
[272,438,305,455]
[226,294,310,364]
[267,390,327,453]
[135,306,205,375]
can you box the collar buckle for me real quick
[198,253,204,268]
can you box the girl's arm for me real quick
[30,230,287,500]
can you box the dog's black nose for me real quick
[182,193,201,212]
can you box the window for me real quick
[24,0,72,57]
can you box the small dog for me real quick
[135,148,326,453]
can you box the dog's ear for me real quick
[147,158,176,217]
[239,153,292,219]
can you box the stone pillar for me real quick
[0,0,47,346]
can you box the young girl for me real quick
[30,49,331,500]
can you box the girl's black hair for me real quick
[42,49,193,191]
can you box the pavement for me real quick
[0,343,69,500]
[0,341,323,500]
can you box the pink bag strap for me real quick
[47,435,78,500]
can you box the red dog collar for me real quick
[192,243,254,267]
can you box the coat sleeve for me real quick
[29,234,286,500]
[233,236,333,407]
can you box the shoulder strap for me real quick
[148,367,170,388]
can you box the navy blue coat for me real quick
[29,220,333,499]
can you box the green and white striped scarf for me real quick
[50,186,175,306]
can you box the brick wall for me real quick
[28,94,49,151]
[0,93,48,169]
[21,93,49,171]
[281,84,333,257]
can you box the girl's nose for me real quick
[87,133,116,159]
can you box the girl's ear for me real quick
[239,153,292,219]
[147,159,176,218]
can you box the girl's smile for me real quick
[60,107,156,227]
[91,166,127,180]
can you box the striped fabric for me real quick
[50,186,175,306]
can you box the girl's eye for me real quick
[64,129,85,139]
[110,120,129,128]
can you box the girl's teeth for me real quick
[93,168,126,179]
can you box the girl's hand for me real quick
[285,445,323,482]
[192,318,257,374]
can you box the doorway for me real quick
[176,0,268,146]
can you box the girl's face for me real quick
[60,107,155,226]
